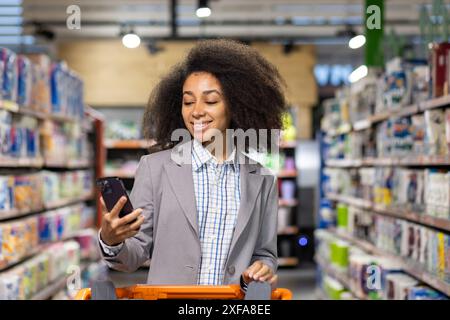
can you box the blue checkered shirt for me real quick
[191,139,241,285]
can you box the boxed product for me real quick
[384,273,419,300]
[429,42,450,98]
[0,175,14,213]
[383,58,412,110]
[425,109,448,156]
[408,285,448,300]
[424,170,450,219]
[336,203,348,232]
[0,47,18,104]
[411,64,430,104]
[17,55,32,108]
[411,114,426,155]
[0,110,12,156]
[0,273,20,300]
[26,53,51,113]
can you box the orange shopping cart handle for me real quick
[75,284,292,300]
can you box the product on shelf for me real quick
[38,203,95,243]
[14,173,43,212]
[26,53,51,114]
[424,169,450,219]
[0,216,39,268]
[0,110,41,160]
[0,48,18,105]
[17,55,32,108]
[424,109,448,156]
[0,240,80,300]
[430,42,450,98]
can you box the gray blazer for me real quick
[101,141,278,285]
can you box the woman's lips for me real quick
[193,121,212,132]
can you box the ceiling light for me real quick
[348,65,368,83]
[122,31,140,49]
[196,0,211,18]
[349,35,366,49]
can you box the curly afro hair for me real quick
[144,39,287,153]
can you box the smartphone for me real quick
[97,177,134,218]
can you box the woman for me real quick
[98,39,287,289]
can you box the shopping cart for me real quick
[75,281,292,300]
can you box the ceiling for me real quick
[16,0,438,43]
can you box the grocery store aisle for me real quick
[108,265,317,300]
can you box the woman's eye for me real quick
[206,101,218,105]
[183,101,194,106]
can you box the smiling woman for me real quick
[98,38,288,291]
[143,39,287,154]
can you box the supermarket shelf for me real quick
[104,139,155,149]
[420,94,450,111]
[0,157,44,168]
[0,206,45,221]
[278,199,298,207]
[325,193,450,233]
[44,159,94,169]
[368,111,391,124]
[0,193,94,222]
[45,192,95,210]
[31,275,68,300]
[324,95,450,138]
[325,193,371,209]
[30,260,95,300]
[325,159,364,168]
[315,256,363,300]
[326,156,450,168]
[277,170,298,178]
[0,246,41,272]
[352,119,371,131]
[1,102,86,124]
[315,257,351,293]
[372,205,450,233]
[328,229,450,297]
[0,157,94,169]
[278,257,299,267]
[278,226,299,235]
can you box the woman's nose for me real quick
[192,102,206,117]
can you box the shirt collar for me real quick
[192,139,238,172]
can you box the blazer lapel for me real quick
[163,141,199,237]
[229,161,264,255]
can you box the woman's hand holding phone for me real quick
[99,196,145,246]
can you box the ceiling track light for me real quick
[349,35,366,49]
[120,25,140,49]
[196,0,211,18]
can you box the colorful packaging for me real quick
[408,286,449,300]
[411,115,426,156]
[429,42,450,98]
[0,48,18,104]
[26,54,51,113]
[0,110,12,156]
[17,55,32,107]
[0,274,20,300]
[425,109,448,156]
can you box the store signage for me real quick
[365,0,384,67]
